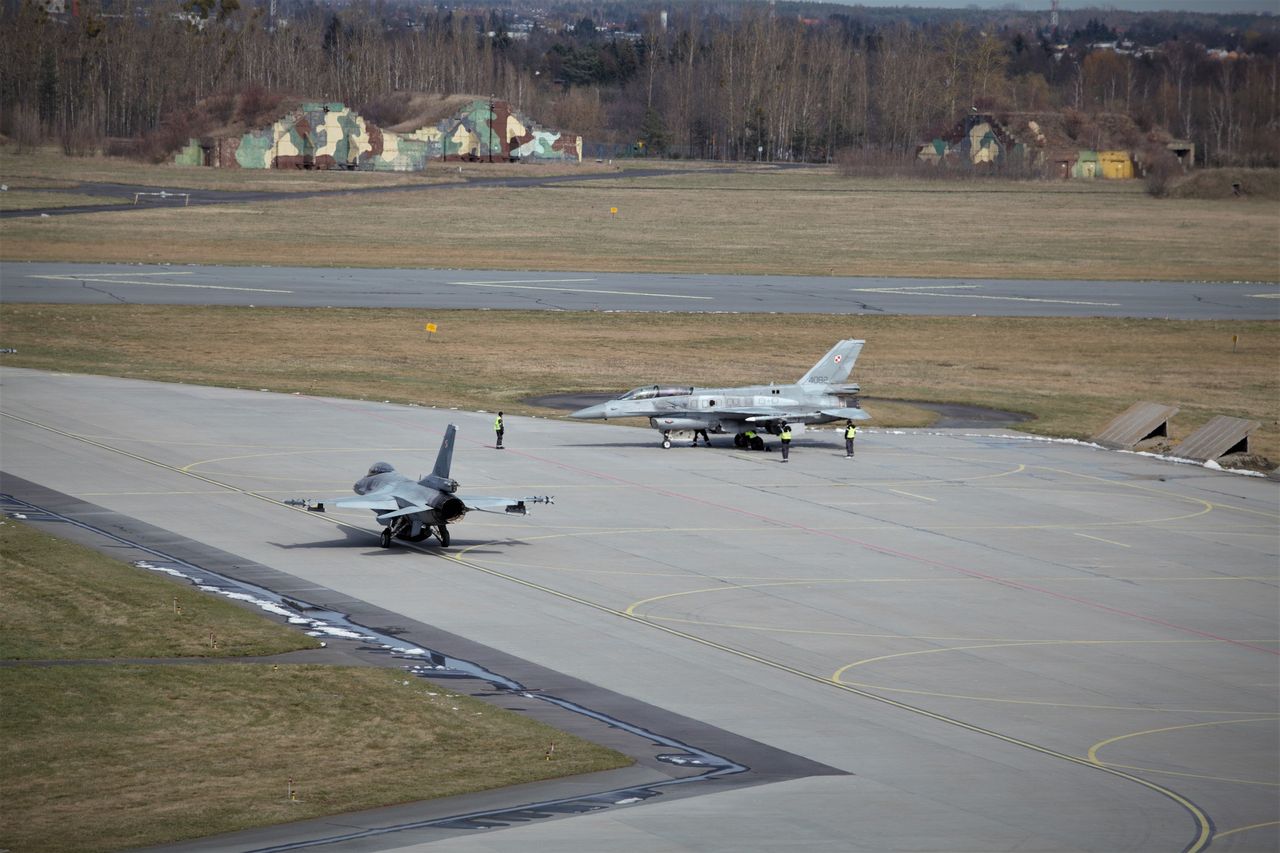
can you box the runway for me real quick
[3,261,1277,318]
[2,368,1276,852]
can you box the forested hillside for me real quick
[1,0,1276,166]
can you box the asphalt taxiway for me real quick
[2,368,1277,852]
[3,261,1277,318]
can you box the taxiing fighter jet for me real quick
[291,424,551,548]
[570,339,870,449]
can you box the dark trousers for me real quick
[845,438,855,456]
[781,441,790,460]
[496,430,503,447]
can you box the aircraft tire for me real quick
[750,436,765,451]
[662,439,671,449]
[379,527,392,548]
[438,525,450,547]
[734,433,746,448]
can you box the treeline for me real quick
[1,0,1277,167]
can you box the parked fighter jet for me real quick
[289,424,551,548]
[569,339,870,449]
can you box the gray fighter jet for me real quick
[570,339,870,449]
[292,424,551,548]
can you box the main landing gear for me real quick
[734,433,766,451]
[378,518,448,548]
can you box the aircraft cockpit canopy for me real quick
[618,385,694,401]
[367,461,395,476]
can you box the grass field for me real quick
[0,519,319,660]
[2,305,1275,467]
[1,149,1275,281]
[0,519,631,853]
[0,146,620,193]
[0,189,130,211]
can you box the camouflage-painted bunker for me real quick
[917,114,1024,168]
[918,111,1180,180]
[176,98,581,171]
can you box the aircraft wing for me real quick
[709,406,871,424]
[712,407,797,420]
[334,484,402,511]
[372,503,432,521]
[333,497,398,510]
[465,495,553,515]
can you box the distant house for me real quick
[918,111,1191,179]
[176,98,581,171]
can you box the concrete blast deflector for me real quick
[1091,402,1179,450]
[1171,416,1261,462]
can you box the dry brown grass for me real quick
[2,305,1275,466]
[1,160,1274,281]
[0,518,630,852]
[2,664,628,853]
[0,189,130,211]
[0,519,319,659]
[0,145,619,194]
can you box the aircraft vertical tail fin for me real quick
[798,340,864,385]
[431,424,457,480]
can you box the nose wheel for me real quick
[662,430,672,449]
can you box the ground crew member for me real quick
[494,411,504,449]
[744,428,757,450]
[693,428,710,446]
[780,423,792,462]
[844,420,857,458]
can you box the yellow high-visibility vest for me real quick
[845,425,857,439]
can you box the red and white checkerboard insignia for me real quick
[833,354,843,364]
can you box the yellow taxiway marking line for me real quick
[440,546,1214,852]
[888,488,936,502]
[850,285,1121,307]
[447,279,712,300]
[1074,532,1131,548]
[1216,820,1280,839]
[0,408,1220,851]
[1088,718,1280,786]
[30,274,293,293]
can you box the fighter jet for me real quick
[569,339,870,449]
[291,424,551,548]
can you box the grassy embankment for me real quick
[1,148,1276,282]
[0,145,624,192]
[1,305,1275,467]
[0,519,630,853]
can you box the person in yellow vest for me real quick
[844,421,857,458]
[494,412,504,449]
[779,423,792,462]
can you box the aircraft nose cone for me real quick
[570,404,608,419]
